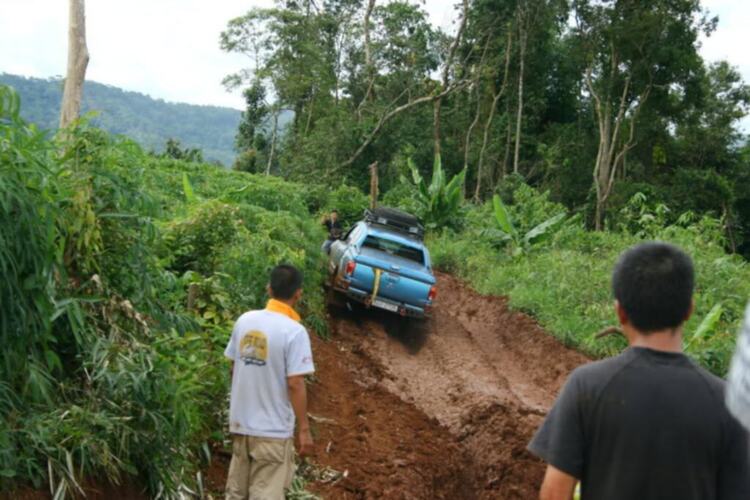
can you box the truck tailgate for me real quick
[349,252,435,306]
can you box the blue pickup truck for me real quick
[326,207,436,318]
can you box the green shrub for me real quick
[322,184,369,228]
[163,201,242,274]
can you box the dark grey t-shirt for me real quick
[528,347,750,500]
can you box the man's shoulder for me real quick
[571,350,634,380]
[688,360,726,397]
[235,309,262,324]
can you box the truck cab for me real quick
[327,207,436,318]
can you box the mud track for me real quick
[304,272,588,499]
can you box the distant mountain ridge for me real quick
[0,73,241,165]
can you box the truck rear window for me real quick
[362,236,424,264]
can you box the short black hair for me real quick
[612,242,694,332]
[331,209,338,214]
[269,264,303,300]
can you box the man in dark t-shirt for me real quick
[528,242,750,500]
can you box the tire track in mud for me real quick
[327,272,588,499]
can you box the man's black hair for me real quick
[331,209,338,214]
[612,242,694,332]
[270,264,303,300]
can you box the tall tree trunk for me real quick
[266,109,279,175]
[60,0,89,129]
[513,10,527,175]
[463,36,492,174]
[304,91,315,136]
[501,117,513,181]
[357,0,377,120]
[474,91,502,201]
[587,64,649,230]
[433,0,469,158]
[369,162,379,209]
[474,29,512,202]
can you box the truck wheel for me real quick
[325,287,346,311]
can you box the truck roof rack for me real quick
[364,206,425,240]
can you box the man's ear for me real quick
[294,288,303,302]
[615,300,629,327]
[266,284,273,298]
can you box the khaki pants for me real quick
[225,434,295,500]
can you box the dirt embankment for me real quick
[305,272,588,499]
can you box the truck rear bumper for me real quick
[333,282,430,319]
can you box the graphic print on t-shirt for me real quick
[239,330,268,366]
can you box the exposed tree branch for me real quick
[340,83,468,169]
[463,35,493,174]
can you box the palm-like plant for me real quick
[407,154,465,229]
[487,194,566,254]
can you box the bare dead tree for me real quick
[60,0,89,129]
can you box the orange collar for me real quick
[265,299,301,322]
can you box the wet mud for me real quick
[307,272,588,499]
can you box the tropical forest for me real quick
[2,0,750,498]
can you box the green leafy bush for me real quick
[163,201,242,274]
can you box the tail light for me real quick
[428,286,437,301]
[345,261,356,276]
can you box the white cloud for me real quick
[0,0,748,131]
[699,0,750,130]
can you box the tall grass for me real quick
[0,85,328,497]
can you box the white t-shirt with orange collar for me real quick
[224,299,315,439]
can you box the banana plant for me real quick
[486,194,566,254]
[685,303,723,352]
[406,154,466,229]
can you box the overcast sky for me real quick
[0,0,748,125]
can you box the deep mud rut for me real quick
[299,272,589,499]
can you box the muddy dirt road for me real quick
[302,272,589,499]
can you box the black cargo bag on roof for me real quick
[364,207,425,240]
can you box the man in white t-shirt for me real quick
[224,264,315,500]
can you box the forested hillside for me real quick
[0,73,241,165]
